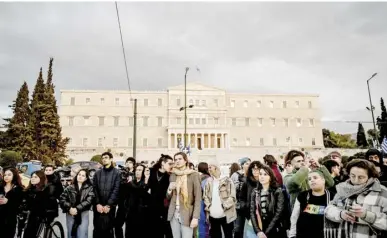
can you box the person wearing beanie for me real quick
[284,150,334,211]
[203,159,236,238]
[289,167,333,238]
[167,152,201,238]
[230,157,251,238]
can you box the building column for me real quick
[168,133,171,149]
[174,133,178,149]
[194,133,197,148]
[221,134,224,149]
[201,133,204,149]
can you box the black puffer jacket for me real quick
[240,176,259,219]
[93,166,120,206]
[46,173,64,200]
[59,182,95,213]
[250,186,285,236]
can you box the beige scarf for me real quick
[172,168,196,208]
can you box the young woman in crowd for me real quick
[60,169,95,238]
[148,154,174,238]
[195,162,211,238]
[23,170,57,238]
[229,163,240,178]
[263,155,283,186]
[203,160,236,238]
[289,167,333,238]
[325,159,387,238]
[239,161,263,237]
[250,165,286,238]
[124,164,151,238]
[0,167,24,238]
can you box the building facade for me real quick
[59,82,324,162]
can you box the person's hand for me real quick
[190,218,198,228]
[168,182,176,190]
[0,197,8,205]
[309,158,320,169]
[96,204,104,213]
[103,205,111,214]
[127,176,132,183]
[340,211,356,223]
[69,208,77,216]
[349,204,367,219]
[258,231,267,238]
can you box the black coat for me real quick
[93,166,120,207]
[23,185,58,219]
[250,186,285,237]
[59,182,95,213]
[240,176,259,219]
[46,173,64,200]
[148,168,170,218]
[0,184,23,238]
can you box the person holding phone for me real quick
[325,159,387,238]
[0,168,24,238]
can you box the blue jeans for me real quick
[66,211,89,238]
[170,216,193,238]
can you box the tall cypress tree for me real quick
[29,68,48,162]
[356,123,368,148]
[4,82,33,159]
[41,58,69,165]
[377,97,387,143]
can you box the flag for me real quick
[196,65,201,73]
[178,139,184,151]
[186,144,191,155]
[382,137,387,154]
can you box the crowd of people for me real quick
[0,148,386,238]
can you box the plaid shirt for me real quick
[325,179,387,238]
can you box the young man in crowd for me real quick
[115,157,136,238]
[322,159,341,195]
[284,150,334,210]
[93,152,121,238]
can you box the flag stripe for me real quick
[382,137,387,153]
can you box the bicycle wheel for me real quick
[47,221,64,238]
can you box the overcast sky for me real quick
[1,2,386,133]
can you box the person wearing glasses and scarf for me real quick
[325,159,387,238]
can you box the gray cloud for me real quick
[1,2,386,133]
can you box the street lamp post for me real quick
[184,67,189,148]
[367,73,379,147]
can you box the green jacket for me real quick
[284,166,334,211]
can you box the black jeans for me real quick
[93,206,116,238]
[233,209,245,238]
[114,204,126,238]
[149,212,173,238]
[209,216,234,238]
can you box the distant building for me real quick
[59,82,323,162]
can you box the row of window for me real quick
[69,137,162,147]
[68,136,317,147]
[232,137,317,146]
[68,97,313,109]
[230,100,312,109]
[66,116,315,128]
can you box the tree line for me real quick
[0,58,68,166]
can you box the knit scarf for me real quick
[172,168,196,209]
[324,178,376,238]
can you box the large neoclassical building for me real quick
[59,82,324,162]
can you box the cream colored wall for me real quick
[59,83,324,157]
